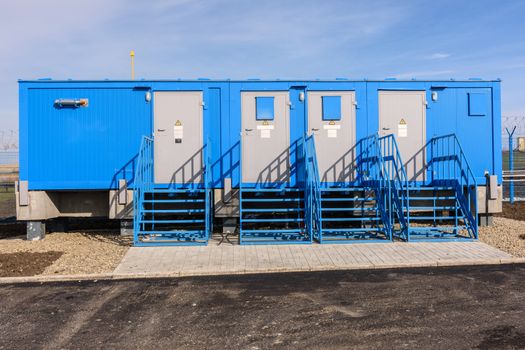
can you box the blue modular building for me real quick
[17,78,502,244]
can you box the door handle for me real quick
[245,128,253,132]
[382,127,390,131]
[311,128,320,131]
[157,128,166,132]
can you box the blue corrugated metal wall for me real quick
[24,87,151,189]
[18,79,501,191]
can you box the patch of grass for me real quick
[0,187,14,203]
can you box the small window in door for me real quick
[468,92,488,117]
[322,96,341,121]
[255,97,275,120]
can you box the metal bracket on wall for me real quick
[223,177,232,203]
[118,179,127,205]
[488,175,498,200]
[18,180,28,206]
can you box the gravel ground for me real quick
[478,217,525,258]
[0,231,131,275]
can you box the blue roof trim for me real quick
[18,78,500,83]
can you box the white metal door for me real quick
[379,90,426,181]
[241,91,290,185]
[153,91,203,184]
[307,91,356,184]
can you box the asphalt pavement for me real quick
[1,264,525,349]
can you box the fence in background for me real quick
[0,129,18,165]
[502,116,525,202]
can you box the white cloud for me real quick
[392,70,455,79]
[425,53,451,60]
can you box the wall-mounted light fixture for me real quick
[145,91,151,102]
[431,91,438,101]
[299,92,305,102]
[54,98,89,108]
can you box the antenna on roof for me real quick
[130,50,135,80]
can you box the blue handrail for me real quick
[428,134,478,238]
[204,137,213,239]
[359,134,392,239]
[133,136,154,243]
[378,134,409,239]
[304,135,322,242]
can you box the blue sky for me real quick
[1,0,524,131]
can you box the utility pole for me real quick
[130,50,135,80]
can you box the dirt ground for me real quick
[0,232,131,277]
[0,251,63,277]
[498,202,525,221]
[478,202,525,258]
[478,217,525,258]
[0,188,130,277]
[1,265,525,349]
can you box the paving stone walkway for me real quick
[114,241,514,277]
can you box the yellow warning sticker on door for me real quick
[262,120,269,126]
[329,121,335,125]
[175,120,182,126]
[398,118,408,138]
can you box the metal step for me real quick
[139,219,205,224]
[141,209,205,214]
[322,217,380,222]
[405,206,459,211]
[242,198,301,202]
[408,216,466,221]
[142,199,205,203]
[137,230,206,236]
[241,229,305,234]
[321,197,375,202]
[241,188,302,193]
[241,218,304,223]
[407,186,455,191]
[241,208,304,213]
[409,226,468,231]
[144,189,205,194]
[322,228,383,233]
[408,196,456,201]
[320,187,366,192]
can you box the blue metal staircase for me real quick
[133,136,213,246]
[404,134,478,241]
[306,134,392,243]
[378,134,410,240]
[239,139,310,244]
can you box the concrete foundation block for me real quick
[27,221,46,241]
[479,215,494,227]
[120,220,133,236]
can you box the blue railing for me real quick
[304,135,323,242]
[133,136,154,242]
[378,134,409,239]
[204,137,213,239]
[428,134,478,238]
[358,134,392,239]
